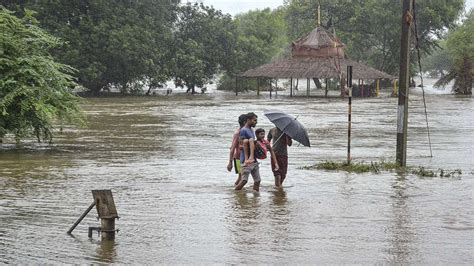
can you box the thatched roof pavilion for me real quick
[241,57,394,80]
[239,26,395,97]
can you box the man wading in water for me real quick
[235,112,261,192]
[267,127,292,188]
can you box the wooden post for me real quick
[376,79,380,97]
[396,0,413,167]
[257,78,260,96]
[235,77,238,96]
[270,79,272,99]
[325,78,328,98]
[290,78,293,97]
[307,78,310,96]
[100,218,116,241]
[361,79,364,97]
[92,190,119,241]
[393,79,398,96]
[347,66,353,164]
[275,79,278,98]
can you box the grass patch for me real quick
[302,160,462,178]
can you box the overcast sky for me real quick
[201,0,474,16]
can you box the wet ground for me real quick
[0,87,473,264]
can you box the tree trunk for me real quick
[312,78,323,89]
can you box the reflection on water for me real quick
[95,240,118,263]
[0,93,472,263]
[387,174,418,264]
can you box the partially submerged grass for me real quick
[302,160,462,178]
[301,160,401,173]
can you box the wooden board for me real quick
[92,190,119,219]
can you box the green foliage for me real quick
[283,0,465,75]
[303,160,462,178]
[302,160,401,173]
[435,11,473,95]
[422,41,452,78]
[3,0,179,94]
[172,3,235,94]
[218,8,288,91]
[0,7,83,143]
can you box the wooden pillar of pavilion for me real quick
[290,78,293,97]
[275,79,278,98]
[257,78,260,96]
[376,79,380,97]
[307,78,310,96]
[270,79,272,99]
[325,78,328,98]
[235,76,238,96]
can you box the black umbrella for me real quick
[264,110,310,147]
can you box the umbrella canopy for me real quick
[264,110,310,147]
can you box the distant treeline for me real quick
[2,0,468,94]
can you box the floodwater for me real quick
[0,86,473,264]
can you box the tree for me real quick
[435,10,473,95]
[422,41,452,78]
[0,8,83,143]
[3,0,179,94]
[283,0,465,75]
[172,3,235,94]
[217,8,288,91]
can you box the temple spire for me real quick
[317,4,321,26]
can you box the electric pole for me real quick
[396,0,414,167]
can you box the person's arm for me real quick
[227,133,238,171]
[269,146,279,171]
[243,139,249,161]
[287,135,292,146]
[246,138,255,164]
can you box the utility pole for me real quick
[396,0,414,167]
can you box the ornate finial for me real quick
[317,5,321,26]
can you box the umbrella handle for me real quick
[272,133,285,146]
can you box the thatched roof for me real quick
[241,26,394,80]
[292,27,345,58]
[293,27,344,49]
[240,57,395,80]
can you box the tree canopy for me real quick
[283,0,465,75]
[3,0,179,94]
[171,3,235,93]
[0,8,83,143]
[434,10,473,95]
[2,1,467,94]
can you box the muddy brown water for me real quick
[0,90,473,263]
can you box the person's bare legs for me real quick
[274,175,281,188]
[235,179,247,190]
[253,181,260,192]
[234,173,241,186]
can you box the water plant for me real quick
[303,160,462,178]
